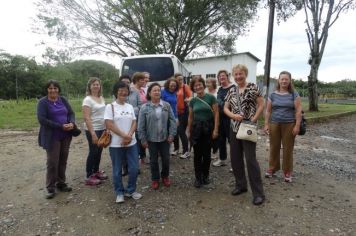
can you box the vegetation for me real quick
[1,98,355,130]
[298,0,355,111]
[0,52,119,100]
[257,75,356,98]
[35,0,260,61]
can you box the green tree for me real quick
[301,0,355,111]
[35,0,259,61]
[0,53,43,100]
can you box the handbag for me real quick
[97,104,114,148]
[97,130,112,148]
[299,111,306,135]
[235,86,258,142]
[236,120,258,142]
[71,124,82,137]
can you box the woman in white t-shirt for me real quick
[104,81,142,203]
[82,77,108,186]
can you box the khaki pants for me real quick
[268,122,295,173]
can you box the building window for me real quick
[206,74,216,79]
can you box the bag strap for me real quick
[235,86,243,115]
[111,103,115,119]
[195,96,213,114]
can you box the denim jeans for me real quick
[85,130,104,178]
[148,141,170,180]
[109,145,139,195]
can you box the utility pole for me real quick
[264,0,276,100]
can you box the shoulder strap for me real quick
[195,96,213,113]
[111,103,114,119]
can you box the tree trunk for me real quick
[308,58,319,111]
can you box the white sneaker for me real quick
[212,160,226,167]
[180,152,190,159]
[116,195,124,203]
[170,150,178,156]
[124,192,142,200]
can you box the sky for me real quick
[1,0,356,83]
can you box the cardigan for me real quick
[37,96,75,150]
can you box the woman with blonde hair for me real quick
[224,64,265,205]
[82,77,108,186]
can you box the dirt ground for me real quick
[0,115,355,236]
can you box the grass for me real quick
[0,99,355,130]
[0,98,84,130]
[302,102,356,119]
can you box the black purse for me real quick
[71,124,82,137]
[299,111,306,135]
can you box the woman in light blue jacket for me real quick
[138,83,177,190]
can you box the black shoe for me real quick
[57,183,72,192]
[46,191,55,199]
[253,196,265,206]
[194,179,202,188]
[231,188,248,196]
[202,176,210,185]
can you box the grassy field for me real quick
[1,99,356,130]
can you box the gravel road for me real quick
[0,114,355,235]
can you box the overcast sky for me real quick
[1,0,355,82]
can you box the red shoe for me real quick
[85,175,101,186]
[162,177,171,187]
[284,172,292,183]
[95,170,108,180]
[151,180,159,190]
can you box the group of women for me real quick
[37,64,302,206]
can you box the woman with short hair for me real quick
[138,83,177,190]
[187,76,219,188]
[224,64,265,206]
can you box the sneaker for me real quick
[265,169,276,178]
[212,159,226,167]
[170,150,178,156]
[56,183,72,192]
[95,170,108,180]
[124,192,142,200]
[284,172,292,183]
[180,152,190,159]
[151,180,159,190]
[85,175,102,186]
[45,191,55,199]
[115,195,124,203]
[211,153,218,160]
[162,177,171,187]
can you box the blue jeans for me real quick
[109,145,139,195]
[148,141,170,180]
[85,130,104,178]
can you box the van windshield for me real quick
[122,57,174,82]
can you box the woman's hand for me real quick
[167,136,174,143]
[232,114,244,122]
[141,142,148,149]
[263,124,270,135]
[121,134,132,146]
[212,129,218,139]
[63,123,74,131]
[292,125,300,136]
[91,132,98,144]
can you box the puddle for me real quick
[320,136,351,143]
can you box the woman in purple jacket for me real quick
[37,80,76,199]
